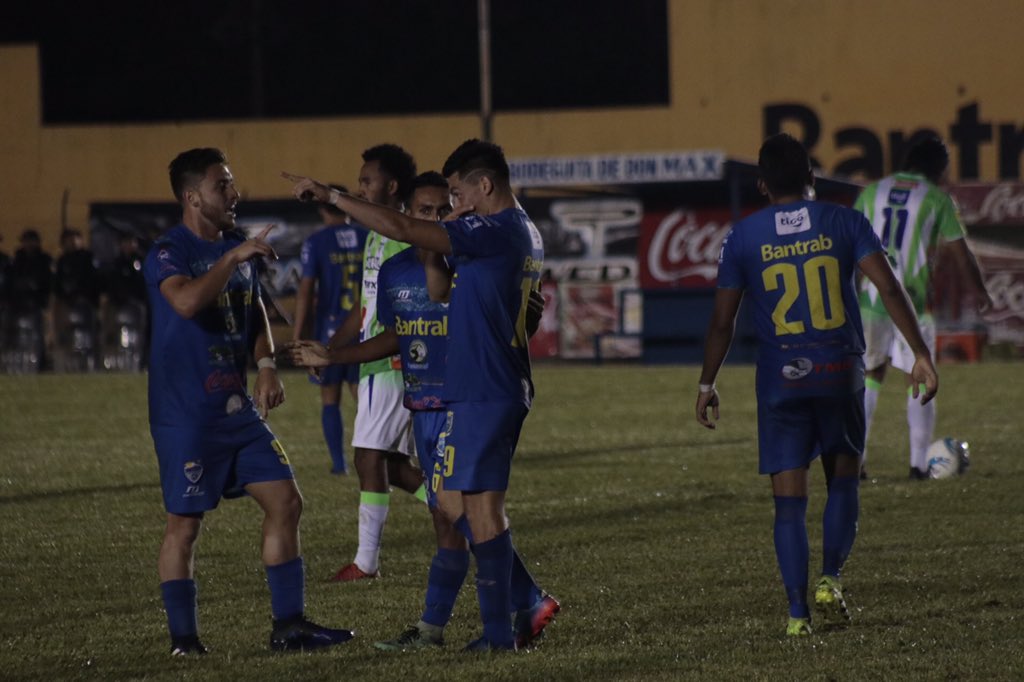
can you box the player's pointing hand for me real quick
[282,172,331,203]
[232,224,278,262]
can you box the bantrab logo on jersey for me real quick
[774,207,812,235]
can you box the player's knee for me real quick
[164,515,202,549]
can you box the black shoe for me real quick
[270,615,355,651]
[170,635,208,656]
[859,466,868,481]
[909,466,929,480]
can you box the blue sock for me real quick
[266,557,304,621]
[473,530,515,648]
[160,579,198,638]
[822,475,860,577]
[321,404,346,472]
[455,516,539,611]
[773,496,809,619]
[421,547,470,627]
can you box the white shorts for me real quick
[862,315,935,374]
[351,372,414,455]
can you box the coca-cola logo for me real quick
[985,271,1024,322]
[646,209,732,284]
[955,184,1024,225]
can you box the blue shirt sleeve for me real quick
[443,214,506,259]
[144,238,191,287]
[715,228,746,289]
[850,210,884,263]
[300,234,317,279]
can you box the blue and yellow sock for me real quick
[773,496,809,619]
[160,578,198,639]
[472,530,515,648]
[266,556,304,621]
[822,475,859,576]
[320,404,346,472]
[421,547,470,627]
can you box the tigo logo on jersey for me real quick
[774,207,812,235]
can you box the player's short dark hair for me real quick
[362,144,417,201]
[321,183,349,217]
[442,139,510,185]
[405,171,449,203]
[902,136,949,183]
[169,148,227,202]
[758,133,812,197]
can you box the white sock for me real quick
[862,380,881,466]
[354,492,389,573]
[907,392,936,472]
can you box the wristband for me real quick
[327,188,342,206]
[698,383,716,393]
[257,357,277,371]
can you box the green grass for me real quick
[1,363,1023,680]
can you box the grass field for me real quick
[2,363,1023,681]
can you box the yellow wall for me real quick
[2,0,1023,250]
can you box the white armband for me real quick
[698,383,716,393]
[257,357,277,371]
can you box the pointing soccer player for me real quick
[284,139,551,651]
[694,134,937,636]
[145,148,352,655]
[282,171,558,651]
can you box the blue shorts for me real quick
[307,362,359,387]
[412,410,446,508]
[756,389,865,475]
[151,414,294,515]
[439,401,528,492]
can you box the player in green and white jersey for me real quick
[856,136,991,479]
[321,144,428,580]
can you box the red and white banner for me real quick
[638,208,751,289]
[948,183,1024,227]
[974,239,1024,347]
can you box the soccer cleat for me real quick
[859,466,869,481]
[374,624,444,652]
[814,575,851,623]
[330,465,348,476]
[170,635,208,656]
[269,615,355,651]
[909,467,929,481]
[328,562,380,582]
[786,617,812,636]
[462,635,516,653]
[514,593,561,649]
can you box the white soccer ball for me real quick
[926,438,970,479]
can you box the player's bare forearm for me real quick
[327,304,361,351]
[159,253,241,319]
[283,172,452,254]
[253,297,275,360]
[699,288,743,385]
[859,252,930,358]
[332,328,399,365]
[947,239,993,308]
[292,277,314,341]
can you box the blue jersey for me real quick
[144,225,262,426]
[377,248,448,411]
[299,222,367,343]
[442,207,544,406]
[717,200,883,399]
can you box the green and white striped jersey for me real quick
[358,230,411,379]
[854,171,965,318]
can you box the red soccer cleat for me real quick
[514,593,561,648]
[328,562,380,582]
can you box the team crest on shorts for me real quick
[226,394,244,415]
[444,410,454,438]
[184,460,204,483]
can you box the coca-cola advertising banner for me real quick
[974,239,1024,348]
[948,183,1024,227]
[638,208,754,289]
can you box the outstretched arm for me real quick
[280,328,399,368]
[695,287,743,429]
[283,173,453,255]
[858,251,938,403]
[292,276,314,341]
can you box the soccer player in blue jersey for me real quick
[694,134,939,636]
[145,148,353,655]
[284,139,550,651]
[292,187,367,474]
[282,171,558,651]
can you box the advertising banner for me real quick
[638,207,747,289]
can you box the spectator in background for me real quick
[53,228,103,368]
[102,232,150,369]
[291,185,367,475]
[0,234,10,338]
[8,229,53,368]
